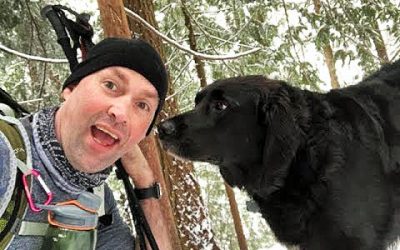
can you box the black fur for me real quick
[158,62,400,250]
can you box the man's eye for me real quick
[137,102,150,111]
[104,81,117,91]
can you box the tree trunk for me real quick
[97,1,181,249]
[110,0,220,249]
[224,183,248,250]
[181,1,247,249]
[181,3,207,88]
[370,19,389,64]
[313,0,340,89]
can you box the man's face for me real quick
[55,66,159,173]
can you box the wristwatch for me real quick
[134,182,162,200]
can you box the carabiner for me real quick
[22,169,53,212]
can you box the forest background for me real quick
[1,0,399,249]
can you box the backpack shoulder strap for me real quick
[0,118,27,162]
[0,116,30,250]
[92,184,105,217]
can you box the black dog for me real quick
[158,61,400,250]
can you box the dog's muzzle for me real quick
[158,120,177,138]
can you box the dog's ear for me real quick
[257,87,301,196]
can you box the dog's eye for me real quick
[213,101,228,111]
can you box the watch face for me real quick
[155,183,162,199]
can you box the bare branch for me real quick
[124,7,262,60]
[0,43,69,63]
[182,3,239,74]
[18,98,43,104]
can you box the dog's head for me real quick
[158,75,307,195]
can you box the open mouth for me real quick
[91,125,120,147]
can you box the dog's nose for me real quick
[158,120,176,136]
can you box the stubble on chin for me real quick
[69,149,122,174]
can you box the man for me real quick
[4,37,172,249]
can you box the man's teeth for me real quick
[96,126,119,140]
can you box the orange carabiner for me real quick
[22,169,53,212]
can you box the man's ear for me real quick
[257,88,300,196]
[61,84,77,100]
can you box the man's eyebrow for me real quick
[110,68,159,99]
[141,89,159,99]
[112,68,127,82]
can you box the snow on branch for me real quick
[18,98,43,104]
[0,43,69,63]
[1,9,262,62]
[124,8,262,60]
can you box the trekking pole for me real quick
[115,160,159,250]
[40,5,78,70]
[0,88,29,116]
[52,5,95,59]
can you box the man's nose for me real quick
[158,120,177,136]
[108,103,129,124]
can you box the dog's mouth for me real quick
[160,140,184,157]
[160,138,223,165]
[159,138,193,159]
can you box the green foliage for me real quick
[334,49,356,66]
[0,0,23,30]
[0,0,100,112]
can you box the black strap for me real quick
[115,160,159,250]
[134,183,161,200]
[40,5,94,69]
[55,5,94,59]
[0,88,29,116]
[41,5,77,70]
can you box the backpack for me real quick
[0,89,107,249]
[0,5,105,248]
[0,88,31,249]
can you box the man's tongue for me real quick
[91,126,117,146]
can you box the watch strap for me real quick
[134,182,162,200]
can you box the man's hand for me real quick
[120,144,155,188]
[120,144,173,249]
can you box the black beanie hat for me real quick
[63,37,168,135]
